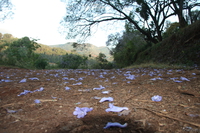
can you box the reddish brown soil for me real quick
[0,67,200,133]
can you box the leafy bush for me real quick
[59,53,87,69]
[0,36,48,69]
[34,57,48,69]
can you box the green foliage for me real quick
[108,23,147,68]
[59,53,88,69]
[96,53,107,63]
[35,44,67,64]
[163,22,180,39]
[0,36,48,69]
[94,53,113,69]
[135,21,200,67]
[34,57,48,69]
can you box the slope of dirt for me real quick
[0,67,200,133]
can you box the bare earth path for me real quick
[0,67,200,133]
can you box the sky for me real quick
[0,0,121,47]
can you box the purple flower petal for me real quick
[180,77,190,81]
[102,91,111,94]
[34,99,41,104]
[105,103,128,112]
[65,87,71,90]
[174,80,182,83]
[6,109,18,113]
[151,95,162,102]
[19,78,26,83]
[99,75,105,78]
[4,79,13,82]
[34,87,44,92]
[99,97,114,103]
[17,90,32,96]
[62,77,69,80]
[73,107,93,118]
[126,75,135,80]
[104,122,128,129]
[29,77,39,80]
[93,85,105,90]
[73,82,82,85]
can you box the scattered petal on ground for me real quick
[99,97,114,103]
[105,103,129,112]
[73,82,82,85]
[104,122,128,129]
[73,107,93,118]
[29,77,39,80]
[151,95,162,102]
[65,87,71,90]
[102,90,111,94]
[93,85,105,90]
[34,87,44,92]
[19,78,26,83]
[34,99,41,104]
[17,90,33,96]
[180,76,190,81]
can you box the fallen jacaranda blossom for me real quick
[102,90,111,94]
[65,86,71,90]
[33,87,44,92]
[126,74,135,80]
[99,97,114,103]
[51,96,57,99]
[73,82,82,85]
[174,80,182,83]
[62,77,68,80]
[99,75,105,78]
[34,99,41,104]
[180,77,190,81]
[93,96,101,99]
[19,78,26,83]
[29,77,39,80]
[18,87,44,96]
[151,95,162,102]
[4,79,13,82]
[93,85,105,90]
[105,103,128,112]
[6,108,22,113]
[104,122,128,129]
[150,77,162,81]
[17,90,32,96]
[73,107,93,118]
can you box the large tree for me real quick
[0,0,13,21]
[61,0,200,44]
[169,0,200,27]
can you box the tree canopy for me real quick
[61,0,200,44]
[0,0,13,21]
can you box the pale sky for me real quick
[0,0,121,47]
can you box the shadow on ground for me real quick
[52,113,156,133]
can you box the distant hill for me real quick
[50,42,113,61]
[35,44,67,55]
[35,44,68,63]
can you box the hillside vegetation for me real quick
[0,21,199,69]
[50,42,112,61]
[135,21,200,67]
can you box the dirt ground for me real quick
[0,67,200,133]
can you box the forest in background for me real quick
[0,20,199,70]
[0,33,113,69]
[0,0,200,69]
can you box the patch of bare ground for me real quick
[0,67,200,133]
